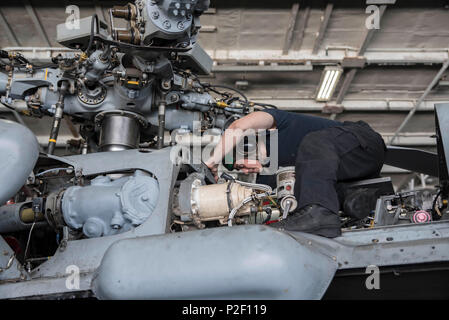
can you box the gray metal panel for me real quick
[178,43,213,75]
[0,119,39,204]
[56,16,108,50]
[92,225,338,300]
[0,148,180,295]
[0,235,27,282]
[290,220,449,270]
[435,103,449,169]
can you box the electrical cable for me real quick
[432,189,443,219]
[203,84,249,111]
[251,102,278,109]
[205,84,248,104]
[86,14,100,53]
[24,221,36,262]
[0,101,17,111]
[233,179,272,193]
[35,167,74,177]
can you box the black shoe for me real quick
[269,204,342,238]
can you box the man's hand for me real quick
[234,158,262,174]
[204,111,275,172]
[205,160,219,182]
[205,158,261,181]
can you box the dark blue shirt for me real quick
[257,109,342,186]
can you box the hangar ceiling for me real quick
[0,0,448,156]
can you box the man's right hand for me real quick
[205,161,219,182]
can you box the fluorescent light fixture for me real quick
[315,66,343,102]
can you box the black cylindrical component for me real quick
[99,115,140,151]
[47,82,68,155]
[96,111,147,152]
[157,102,166,150]
[47,107,62,155]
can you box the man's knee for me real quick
[297,129,338,160]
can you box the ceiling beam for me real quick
[334,4,387,105]
[23,0,52,47]
[212,64,313,72]
[336,68,357,104]
[282,3,300,55]
[27,134,435,148]
[1,98,444,113]
[5,46,448,66]
[293,6,310,51]
[312,3,333,54]
[358,5,387,56]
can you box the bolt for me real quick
[163,20,171,29]
[152,11,159,19]
[177,21,184,29]
[141,195,149,201]
[162,79,171,89]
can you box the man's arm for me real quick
[205,111,275,171]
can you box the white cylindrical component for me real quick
[191,182,254,219]
[276,166,296,198]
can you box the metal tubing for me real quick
[389,59,449,145]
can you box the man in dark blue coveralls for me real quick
[205,109,386,238]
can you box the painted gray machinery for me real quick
[0,1,448,300]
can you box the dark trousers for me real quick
[294,121,386,213]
